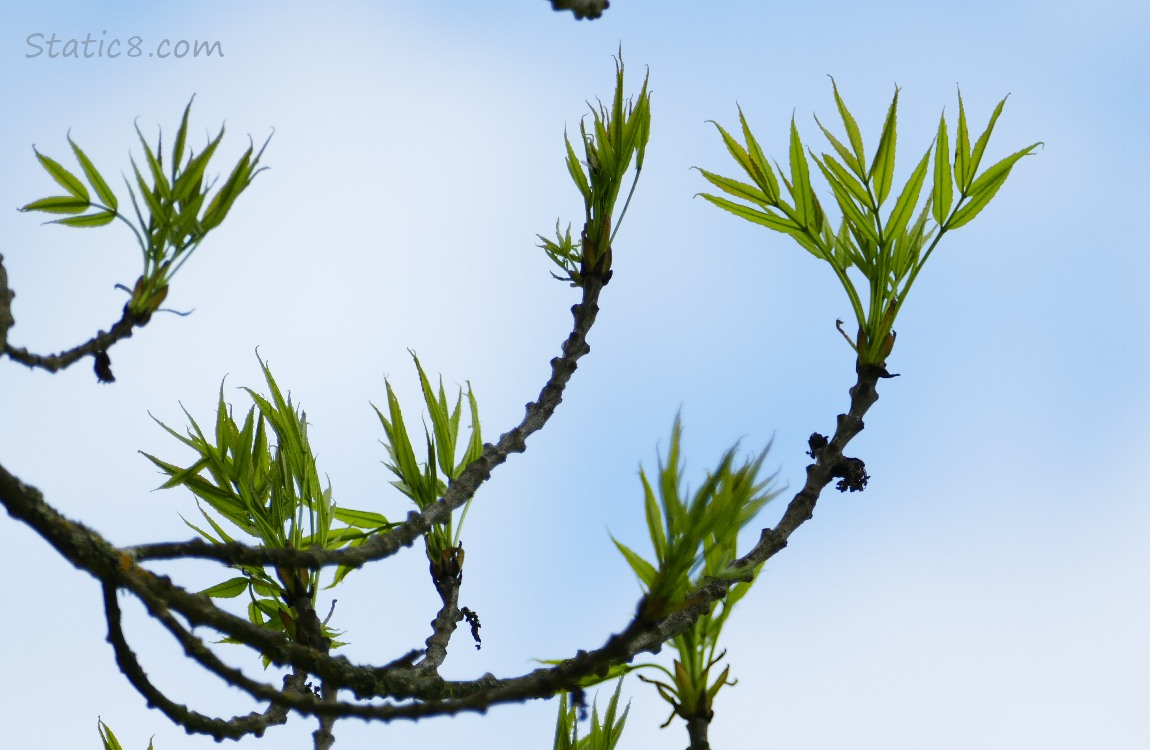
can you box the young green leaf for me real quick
[884,146,931,243]
[868,88,900,205]
[697,194,802,235]
[830,77,867,175]
[97,720,125,750]
[52,210,117,228]
[33,147,89,201]
[171,97,194,181]
[68,136,117,210]
[199,577,250,599]
[333,507,393,529]
[695,167,771,207]
[955,90,972,191]
[788,116,818,228]
[932,112,953,224]
[613,537,658,590]
[966,96,1008,190]
[19,195,90,214]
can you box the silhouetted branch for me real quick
[549,0,610,20]
[0,357,884,732]
[2,300,150,381]
[125,272,608,572]
[0,255,13,354]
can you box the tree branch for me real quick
[124,273,607,571]
[103,581,305,741]
[2,358,885,723]
[3,300,150,382]
[0,254,13,355]
[548,0,610,20]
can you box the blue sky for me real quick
[2,1,1148,748]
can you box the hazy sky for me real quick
[2,2,1148,749]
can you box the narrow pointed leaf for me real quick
[869,88,900,205]
[884,146,931,243]
[966,96,1008,190]
[945,170,1011,230]
[199,577,250,599]
[788,117,816,227]
[955,91,971,192]
[33,147,89,201]
[333,507,393,529]
[739,107,781,202]
[830,77,867,170]
[710,119,756,179]
[612,537,657,589]
[52,210,117,228]
[698,194,799,234]
[68,137,117,210]
[19,195,90,214]
[695,168,770,206]
[966,142,1041,199]
[932,113,952,224]
[815,114,864,180]
[172,98,194,180]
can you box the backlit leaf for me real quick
[932,112,952,224]
[34,147,89,201]
[68,137,117,211]
[869,88,900,205]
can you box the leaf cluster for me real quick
[553,680,630,750]
[20,98,269,319]
[698,80,1041,367]
[373,351,483,572]
[613,418,780,726]
[141,356,390,662]
[540,55,650,286]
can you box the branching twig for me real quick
[3,301,148,379]
[124,273,607,572]
[102,582,304,741]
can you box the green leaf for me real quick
[709,119,757,184]
[814,115,865,182]
[33,147,89,201]
[947,142,1039,230]
[868,88,900,205]
[19,195,90,214]
[199,576,250,598]
[945,168,1012,230]
[641,471,667,561]
[829,77,867,175]
[333,507,393,529]
[459,384,483,473]
[932,112,953,224]
[612,537,657,590]
[965,142,1042,200]
[694,167,771,206]
[135,124,171,201]
[98,720,124,750]
[738,106,781,203]
[955,90,971,192]
[884,146,931,243]
[172,97,194,180]
[813,157,881,247]
[966,96,1008,191]
[566,129,591,203]
[52,209,117,228]
[697,194,800,235]
[817,151,870,207]
[68,136,117,210]
[787,116,818,228]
